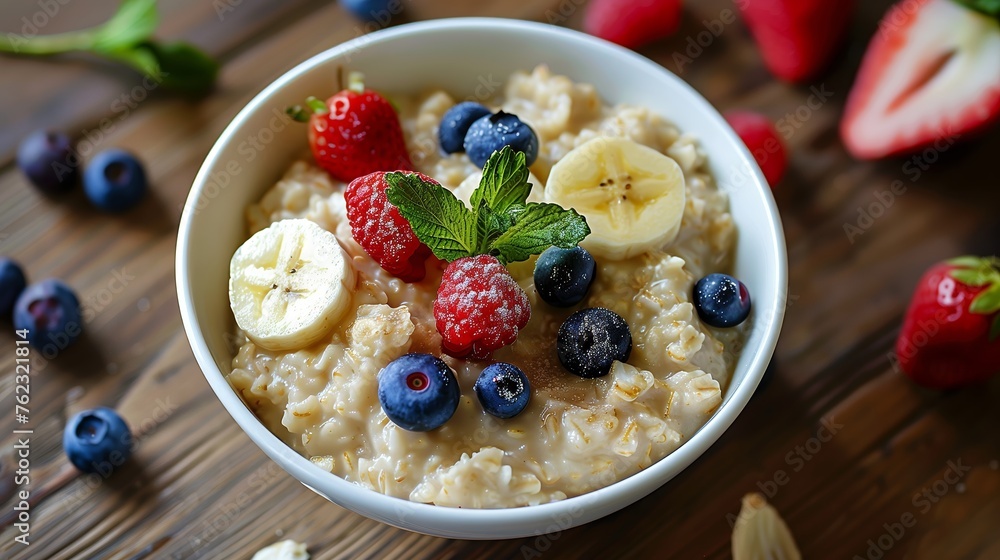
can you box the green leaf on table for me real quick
[384,172,479,262]
[947,255,987,268]
[141,41,219,95]
[0,0,218,95]
[91,0,159,52]
[487,203,590,264]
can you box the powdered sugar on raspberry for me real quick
[435,255,530,359]
[345,171,433,282]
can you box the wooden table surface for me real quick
[1,0,998,558]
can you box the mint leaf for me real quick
[475,204,514,251]
[385,172,478,261]
[488,203,590,264]
[471,146,532,215]
[954,0,1000,18]
[970,284,1000,315]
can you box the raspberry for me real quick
[345,171,433,282]
[434,255,530,360]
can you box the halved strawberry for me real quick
[841,0,1000,160]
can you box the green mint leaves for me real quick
[383,172,479,262]
[948,255,1000,340]
[0,0,218,95]
[385,146,590,265]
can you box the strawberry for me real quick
[583,0,682,50]
[895,256,1000,389]
[841,0,1000,160]
[725,110,788,188]
[303,87,412,183]
[737,0,854,83]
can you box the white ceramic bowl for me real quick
[176,18,786,539]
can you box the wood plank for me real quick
[0,0,998,558]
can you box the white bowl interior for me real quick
[177,18,786,539]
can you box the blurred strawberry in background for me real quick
[737,0,855,82]
[841,0,1000,159]
[584,0,683,49]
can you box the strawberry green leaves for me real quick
[954,0,1000,19]
[948,255,1000,340]
[385,146,590,264]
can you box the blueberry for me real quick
[17,130,78,195]
[474,362,530,418]
[83,149,148,213]
[439,102,492,154]
[693,273,751,328]
[464,111,539,168]
[378,353,461,431]
[340,0,401,24]
[557,307,632,378]
[63,407,133,474]
[534,246,596,307]
[0,259,27,318]
[13,279,82,351]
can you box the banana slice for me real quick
[453,169,546,209]
[545,137,686,259]
[229,219,355,352]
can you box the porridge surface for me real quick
[228,66,747,507]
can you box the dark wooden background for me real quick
[1,0,998,558]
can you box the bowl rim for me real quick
[176,16,787,535]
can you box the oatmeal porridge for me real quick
[226,65,748,508]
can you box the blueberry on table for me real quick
[340,0,401,24]
[17,130,78,195]
[63,407,133,474]
[439,102,492,154]
[83,149,148,213]
[0,258,27,318]
[13,279,82,351]
[534,246,596,307]
[693,273,751,328]
[378,353,461,431]
[464,111,539,168]
[474,363,531,419]
[557,307,632,378]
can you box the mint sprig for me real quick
[385,146,590,265]
[947,255,1000,340]
[0,0,218,95]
